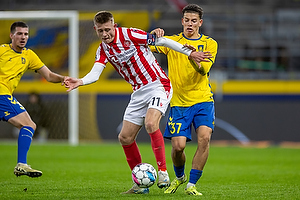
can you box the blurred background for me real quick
[0,0,300,146]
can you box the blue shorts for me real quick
[0,95,26,121]
[164,102,215,141]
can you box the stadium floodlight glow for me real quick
[0,11,79,146]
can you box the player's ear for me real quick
[199,19,203,27]
[114,23,118,28]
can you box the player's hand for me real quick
[189,59,204,74]
[183,44,197,52]
[64,77,83,92]
[61,76,70,86]
[189,51,212,63]
[150,28,165,38]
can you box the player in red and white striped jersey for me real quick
[95,26,170,92]
[64,11,210,194]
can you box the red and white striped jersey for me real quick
[95,27,170,91]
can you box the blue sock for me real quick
[174,164,185,178]
[189,169,203,184]
[18,126,34,164]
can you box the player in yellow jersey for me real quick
[150,4,218,195]
[0,21,67,177]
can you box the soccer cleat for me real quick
[185,185,203,196]
[164,175,187,194]
[122,183,149,194]
[14,163,42,178]
[157,170,170,189]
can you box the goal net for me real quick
[0,11,94,145]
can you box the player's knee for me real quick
[173,142,185,153]
[118,133,134,145]
[199,133,211,145]
[26,120,36,130]
[118,134,124,143]
[14,120,36,131]
[22,121,36,131]
[144,120,157,133]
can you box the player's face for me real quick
[10,27,29,52]
[94,21,117,44]
[182,12,203,38]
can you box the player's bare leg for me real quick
[165,136,187,193]
[192,125,212,171]
[170,136,187,167]
[185,125,212,195]
[118,120,141,146]
[8,111,36,130]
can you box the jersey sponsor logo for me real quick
[108,47,136,64]
[110,55,118,64]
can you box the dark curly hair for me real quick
[182,4,203,19]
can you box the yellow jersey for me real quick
[0,44,44,95]
[150,33,218,107]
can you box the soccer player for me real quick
[150,4,218,195]
[0,21,67,178]
[64,11,210,194]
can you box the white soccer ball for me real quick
[132,163,157,188]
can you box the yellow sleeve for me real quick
[28,49,45,71]
[191,37,218,75]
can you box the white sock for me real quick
[177,175,185,181]
[186,182,195,189]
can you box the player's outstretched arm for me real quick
[155,37,211,63]
[37,65,66,85]
[150,28,212,63]
[64,62,105,92]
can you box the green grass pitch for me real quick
[0,142,299,199]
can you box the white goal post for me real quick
[0,11,79,145]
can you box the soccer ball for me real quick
[132,163,157,188]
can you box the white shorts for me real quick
[124,80,173,126]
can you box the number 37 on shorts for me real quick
[168,119,182,134]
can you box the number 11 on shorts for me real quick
[151,97,161,106]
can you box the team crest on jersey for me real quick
[21,57,26,64]
[124,40,131,47]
